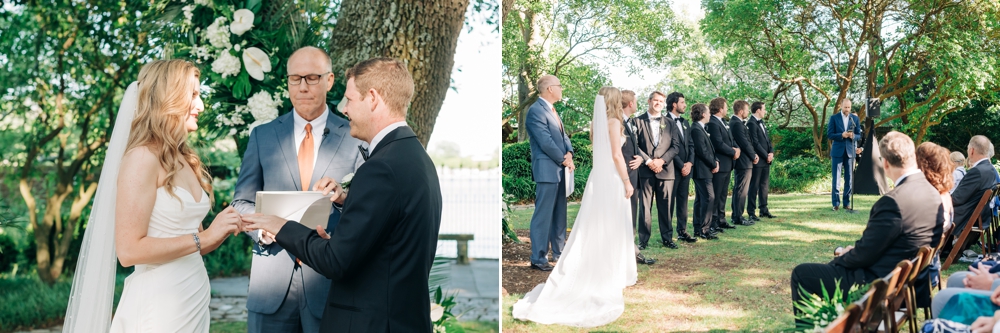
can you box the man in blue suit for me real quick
[526,75,574,272]
[231,46,364,332]
[827,99,862,212]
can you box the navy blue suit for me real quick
[526,98,573,266]
[827,112,862,208]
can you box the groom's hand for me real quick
[316,225,331,240]
[241,214,289,237]
[313,177,347,204]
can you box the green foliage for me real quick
[794,279,868,332]
[0,275,71,331]
[773,127,821,159]
[0,234,18,272]
[924,99,1000,153]
[501,134,594,202]
[553,62,611,134]
[770,157,830,194]
[502,194,521,243]
[432,286,466,333]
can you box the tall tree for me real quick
[0,0,159,284]
[328,0,475,146]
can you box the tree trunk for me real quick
[515,8,539,142]
[329,0,471,147]
[502,0,514,22]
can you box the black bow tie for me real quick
[358,145,370,161]
[650,116,661,121]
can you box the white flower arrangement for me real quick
[204,17,232,49]
[430,302,444,322]
[242,47,271,81]
[210,49,241,78]
[230,9,254,36]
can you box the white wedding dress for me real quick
[512,95,637,327]
[109,186,212,332]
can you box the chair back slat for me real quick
[824,303,862,333]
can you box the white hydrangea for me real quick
[204,17,231,49]
[191,45,213,61]
[211,49,241,78]
[247,90,281,123]
[194,0,212,6]
[182,5,195,25]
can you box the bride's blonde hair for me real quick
[126,59,213,203]
[598,86,624,136]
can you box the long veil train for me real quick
[511,94,637,327]
[63,82,138,331]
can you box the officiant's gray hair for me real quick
[289,46,332,72]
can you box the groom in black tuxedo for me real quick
[634,91,682,249]
[243,58,442,332]
[665,92,697,243]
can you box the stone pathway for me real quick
[15,259,498,332]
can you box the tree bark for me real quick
[329,0,471,147]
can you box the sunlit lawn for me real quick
[503,193,958,332]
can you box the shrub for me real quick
[0,274,71,331]
[772,126,820,159]
[501,134,595,202]
[770,156,831,194]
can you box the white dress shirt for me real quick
[369,121,409,151]
[670,113,684,139]
[894,169,922,187]
[648,113,662,146]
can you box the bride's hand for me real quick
[624,181,634,199]
[202,206,242,246]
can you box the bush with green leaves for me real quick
[770,156,831,194]
[794,279,868,332]
[501,133,594,202]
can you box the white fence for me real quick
[435,167,499,259]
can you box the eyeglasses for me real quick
[288,72,331,85]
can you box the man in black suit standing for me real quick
[790,131,940,326]
[747,102,775,220]
[666,92,697,243]
[634,91,682,249]
[690,103,719,240]
[706,97,739,233]
[243,58,443,332]
[621,90,657,264]
[950,135,999,236]
[729,100,757,226]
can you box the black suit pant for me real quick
[672,171,692,236]
[790,263,874,327]
[748,165,771,216]
[712,171,731,224]
[639,176,674,244]
[693,177,715,235]
[731,168,752,221]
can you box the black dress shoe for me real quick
[638,242,648,250]
[636,253,657,265]
[531,263,553,271]
[712,227,725,233]
[662,240,678,249]
[698,233,718,240]
[719,222,736,229]
[749,215,761,222]
[678,233,697,243]
[761,212,777,218]
[743,217,756,225]
[733,219,753,226]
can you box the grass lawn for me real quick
[502,193,961,332]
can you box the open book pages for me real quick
[254,191,334,228]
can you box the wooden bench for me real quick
[439,234,475,265]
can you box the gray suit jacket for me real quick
[231,109,364,317]
[526,98,573,184]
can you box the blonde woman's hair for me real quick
[599,86,624,136]
[126,59,213,203]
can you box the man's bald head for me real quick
[536,75,563,103]
[288,46,332,73]
[969,135,995,160]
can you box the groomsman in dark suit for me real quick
[666,92,697,243]
[690,103,719,240]
[705,97,739,233]
[747,102,775,220]
[729,100,757,226]
[634,91,682,249]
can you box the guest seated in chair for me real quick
[950,135,998,238]
[790,131,942,326]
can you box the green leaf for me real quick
[247,0,262,14]
[232,70,251,100]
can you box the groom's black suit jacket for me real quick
[276,126,443,332]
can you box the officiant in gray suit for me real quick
[231,46,364,333]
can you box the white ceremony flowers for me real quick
[429,302,444,322]
[211,50,241,78]
[204,17,231,49]
[230,9,254,36]
[242,47,272,81]
[245,90,282,133]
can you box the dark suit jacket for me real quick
[635,113,681,180]
[826,113,862,159]
[747,116,773,166]
[706,115,737,173]
[729,115,756,170]
[829,173,941,281]
[951,160,999,235]
[691,122,718,180]
[621,117,640,186]
[669,113,694,173]
[276,126,443,332]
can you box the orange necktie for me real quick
[552,105,564,133]
[298,123,314,191]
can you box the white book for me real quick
[254,191,334,228]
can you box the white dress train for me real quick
[512,95,637,327]
[109,186,212,333]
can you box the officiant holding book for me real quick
[230,46,364,333]
[242,57,444,332]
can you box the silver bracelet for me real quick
[192,233,201,253]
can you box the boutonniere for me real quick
[659,121,667,129]
[340,173,354,194]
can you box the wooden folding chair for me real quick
[905,247,932,332]
[980,185,1000,253]
[861,275,891,332]
[825,302,863,333]
[879,260,913,333]
[943,187,995,270]
[933,223,954,292]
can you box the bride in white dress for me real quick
[62,59,244,332]
[512,86,638,327]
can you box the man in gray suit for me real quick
[526,75,574,272]
[231,46,364,332]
